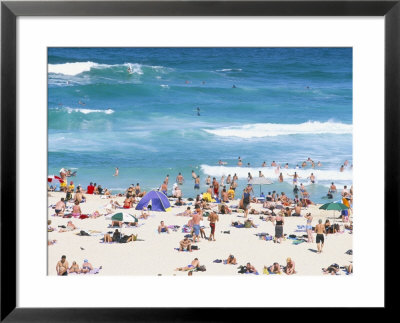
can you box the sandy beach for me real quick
[48,192,353,276]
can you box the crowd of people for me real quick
[50,158,353,276]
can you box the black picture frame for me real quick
[1,0,397,321]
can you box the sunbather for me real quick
[322,263,340,275]
[175,258,199,271]
[245,262,258,274]
[56,255,69,276]
[285,258,296,275]
[158,221,170,234]
[81,259,93,274]
[139,207,150,219]
[59,221,77,232]
[179,237,192,252]
[267,262,282,274]
[226,254,237,265]
[176,207,192,216]
[69,261,80,274]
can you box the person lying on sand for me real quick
[322,263,340,275]
[245,262,258,274]
[218,204,231,214]
[139,207,150,219]
[175,258,199,271]
[179,237,192,252]
[158,221,170,234]
[111,220,123,227]
[59,221,77,232]
[285,258,296,275]
[48,239,57,246]
[90,210,102,219]
[226,254,237,265]
[176,207,192,216]
[103,229,136,243]
[266,262,282,274]
[81,259,93,274]
[69,261,80,274]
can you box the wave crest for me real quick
[200,165,352,182]
[203,121,352,138]
[64,107,114,114]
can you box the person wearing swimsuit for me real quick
[305,213,313,243]
[56,255,69,276]
[81,259,93,274]
[274,215,284,243]
[315,219,326,253]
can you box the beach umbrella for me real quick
[319,202,349,222]
[48,175,64,183]
[248,177,273,195]
[110,212,138,223]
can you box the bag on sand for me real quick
[197,265,206,272]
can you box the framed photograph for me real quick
[1,0,397,320]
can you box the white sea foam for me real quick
[125,63,143,75]
[48,61,110,76]
[203,121,352,138]
[216,68,243,72]
[200,165,352,182]
[64,107,114,114]
[160,84,169,88]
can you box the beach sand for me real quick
[48,192,352,276]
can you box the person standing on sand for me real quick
[192,205,203,243]
[273,212,284,243]
[304,213,313,242]
[315,219,326,253]
[56,255,69,276]
[242,187,251,218]
[208,211,219,241]
[113,167,119,176]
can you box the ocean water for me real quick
[48,48,352,203]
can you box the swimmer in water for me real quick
[308,173,316,184]
[113,168,119,176]
[271,161,277,167]
[262,161,266,167]
[78,100,85,105]
[196,107,200,116]
[340,165,344,172]
[317,161,322,167]
[232,84,236,88]
[284,163,289,169]
[288,172,301,185]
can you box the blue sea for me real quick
[48,48,352,203]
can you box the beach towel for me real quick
[292,239,305,245]
[174,248,198,252]
[69,267,102,275]
[213,259,223,263]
